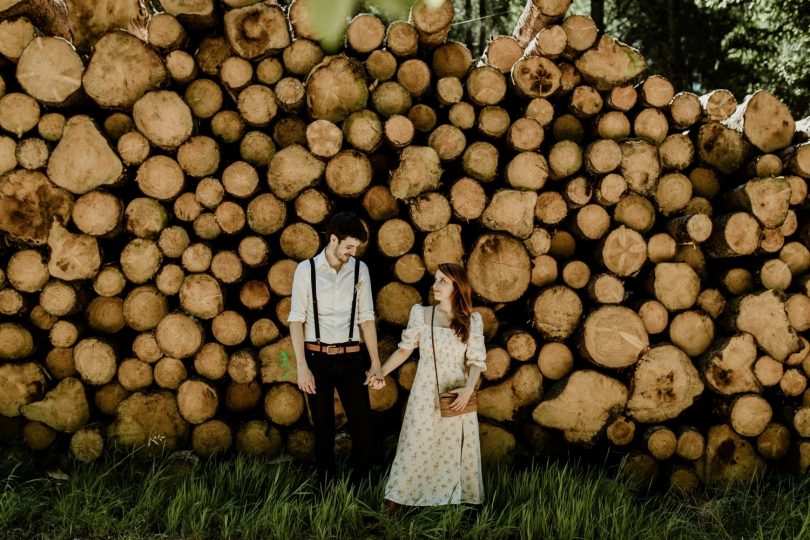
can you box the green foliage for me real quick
[594,0,810,116]
[2,450,810,539]
[301,0,809,116]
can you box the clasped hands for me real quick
[364,368,385,389]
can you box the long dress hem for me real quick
[383,305,486,507]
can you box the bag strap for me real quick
[309,258,320,343]
[431,306,442,398]
[348,258,360,341]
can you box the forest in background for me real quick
[304,0,810,117]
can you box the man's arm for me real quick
[289,321,315,394]
[288,263,315,394]
[360,319,381,374]
[356,262,382,380]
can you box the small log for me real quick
[147,12,187,51]
[701,333,759,396]
[697,121,750,174]
[235,419,281,458]
[481,190,537,239]
[620,139,660,196]
[532,285,583,340]
[507,152,548,191]
[362,185,398,221]
[264,383,304,426]
[697,424,765,487]
[526,25,566,58]
[579,305,648,369]
[21,377,88,433]
[645,426,677,460]
[343,110,382,152]
[390,146,441,199]
[704,213,761,258]
[599,226,647,277]
[723,90,794,153]
[483,35,522,73]
[479,364,542,422]
[575,35,645,91]
[700,89,736,121]
[512,0,571,48]
[376,282,421,326]
[367,50,397,81]
[16,37,83,106]
[728,394,772,437]
[669,91,702,130]
[606,416,635,446]
[478,106,510,138]
[83,31,166,109]
[669,310,714,357]
[409,192,451,232]
[432,41,472,79]
[325,150,372,198]
[532,370,627,446]
[385,20,418,57]
[377,219,414,258]
[722,290,800,362]
[724,177,791,229]
[676,428,705,461]
[468,234,531,303]
[756,422,791,460]
[393,253,425,284]
[305,55,368,122]
[511,56,561,100]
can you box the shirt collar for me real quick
[315,249,355,274]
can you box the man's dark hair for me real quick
[325,212,368,243]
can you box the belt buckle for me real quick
[325,345,341,355]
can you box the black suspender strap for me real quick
[309,258,320,343]
[310,256,361,344]
[348,259,360,341]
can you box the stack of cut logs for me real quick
[0,0,809,491]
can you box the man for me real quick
[288,211,382,487]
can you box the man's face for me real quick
[333,235,361,263]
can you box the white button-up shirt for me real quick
[287,250,375,344]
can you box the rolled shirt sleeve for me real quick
[286,261,309,324]
[465,312,487,370]
[397,304,423,350]
[356,260,375,323]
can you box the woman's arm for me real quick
[381,347,415,377]
[364,346,414,386]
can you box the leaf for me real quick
[309,0,355,52]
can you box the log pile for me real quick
[0,0,809,490]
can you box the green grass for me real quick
[1,449,809,540]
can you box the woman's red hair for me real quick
[438,263,473,343]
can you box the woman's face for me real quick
[432,269,455,302]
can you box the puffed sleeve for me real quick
[465,312,487,370]
[397,304,423,351]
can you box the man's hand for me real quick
[447,386,474,411]
[297,364,316,394]
[364,367,385,388]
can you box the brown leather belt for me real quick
[305,343,361,355]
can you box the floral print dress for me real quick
[384,304,487,506]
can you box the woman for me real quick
[368,263,486,506]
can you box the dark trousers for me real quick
[306,346,374,485]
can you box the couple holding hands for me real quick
[288,212,486,508]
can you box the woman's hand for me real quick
[364,371,385,389]
[447,386,474,411]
